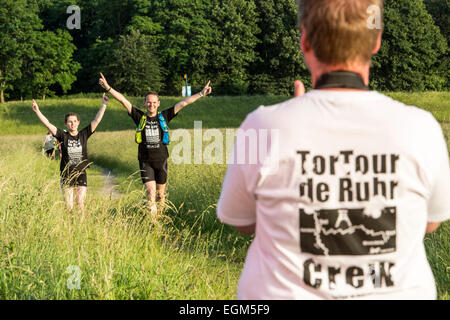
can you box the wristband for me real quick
[199,92,204,97]
[107,87,112,92]
[102,104,107,108]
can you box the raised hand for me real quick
[102,93,109,105]
[99,72,110,90]
[201,80,212,96]
[294,80,305,97]
[31,99,40,113]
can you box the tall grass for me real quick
[1,132,448,299]
[0,92,449,299]
[0,136,243,299]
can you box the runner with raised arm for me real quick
[32,94,108,212]
[98,73,212,215]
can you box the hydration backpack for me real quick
[135,113,170,145]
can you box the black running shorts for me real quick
[60,170,88,188]
[139,159,168,185]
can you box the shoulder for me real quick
[129,106,145,123]
[243,90,441,133]
[54,128,66,139]
[79,124,94,136]
[166,105,177,113]
[372,92,440,130]
[162,106,177,120]
[130,106,144,116]
[241,96,301,130]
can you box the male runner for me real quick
[99,73,212,214]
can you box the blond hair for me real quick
[298,0,383,65]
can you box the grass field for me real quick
[0,92,449,299]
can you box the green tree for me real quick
[37,0,138,94]
[424,0,449,88]
[208,0,260,94]
[30,30,81,100]
[109,30,163,96]
[424,0,449,41]
[250,0,309,94]
[135,0,215,95]
[131,0,259,95]
[74,39,116,93]
[0,0,41,102]
[371,0,447,91]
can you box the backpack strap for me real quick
[138,114,147,131]
[135,114,147,144]
[158,113,170,145]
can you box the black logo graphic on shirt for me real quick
[299,207,396,256]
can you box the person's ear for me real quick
[300,26,311,53]
[372,32,382,54]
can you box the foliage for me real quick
[143,0,216,95]
[109,30,163,95]
[0,0,80,101]
[1,0,449,101]
[423,0,449,89]
[207,0,260,95]
[370,0,448,91]
[250,0,310,94]
[0,0,42,102]
[27,30,80,99]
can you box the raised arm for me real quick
[174,81,212,115]
[32,99,57,136]
[91,93,108,132]
[98,72,132,114]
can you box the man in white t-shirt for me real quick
[217,0,450,300]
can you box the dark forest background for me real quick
[0,0,448,102]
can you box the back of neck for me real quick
[312,63,370,90]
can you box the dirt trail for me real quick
[101,168,120,199]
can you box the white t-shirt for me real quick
[217,90,450,300]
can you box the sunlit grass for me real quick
[0,91,448,300]
[0,136,244,299]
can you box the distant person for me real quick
[42,131,56,159]
[98,73,212,215]
[32,94,109,212]
[217,0,450,299]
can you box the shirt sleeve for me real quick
[162,106,178,123]
[426,117,450,223]
[80,124,94,139]
[53,128,64,141]
[128,106,144,126]
[217,113,259,227]
[217,162,257,227]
